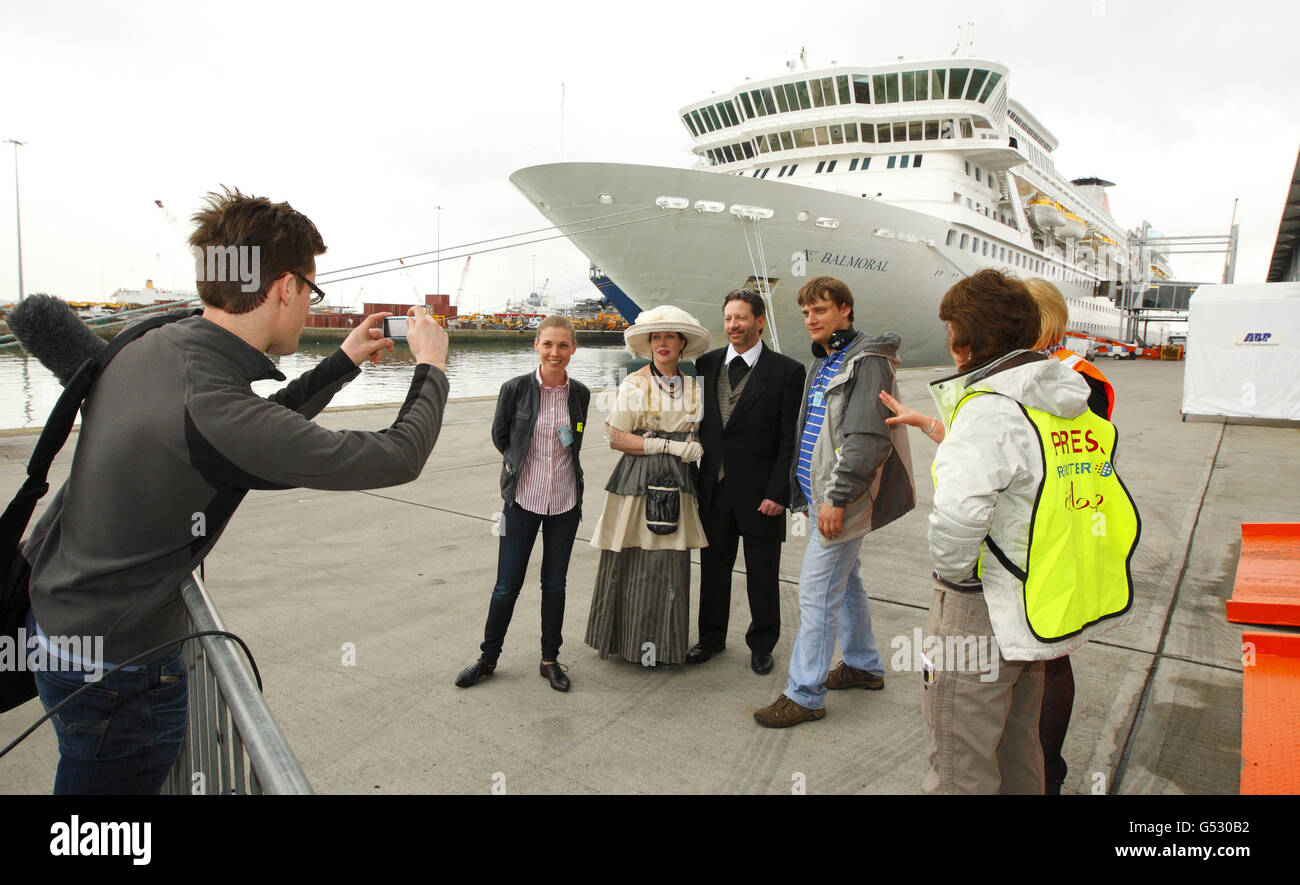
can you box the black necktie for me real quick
[728,355,749,390]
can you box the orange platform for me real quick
[1225,523,1300,627]
[1240,632,1300,794]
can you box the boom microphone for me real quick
[7,294,106,385]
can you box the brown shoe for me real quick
[824,660,884,690]
[753,694,825,728]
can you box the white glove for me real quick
[642,437,668,455]
[666,440,704,464]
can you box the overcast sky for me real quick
[1,0,1296,314]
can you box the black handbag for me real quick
[1,312,188,714]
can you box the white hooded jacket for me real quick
[927,350,1135,660]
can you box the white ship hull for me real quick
[511,162,1102,367]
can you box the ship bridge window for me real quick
[779,131,794,150]
[795,81,812,109]
[886,72,900,103]
[691,109,708,133]
[845,123,859,142]
[774,85,790,113]
[837,75,851,104]
[893,122,907,142]
[812,77,837,107]
[740,93,756,119]
[723,145,736,163]
[853,74,872,103]
[965,69,989,101]
[961,118,973,138]
[850,158,859,171]
[722,101,740,126]
[913,154,923,168]
[829,124,845,144]
[781,83,799,111]
[860,124,874,143]
[931,69,946,98]
[861,156,871,169]
[979,72,1002,102]
[814,126,829,146]
[949,68,969,99]
[908,121,923,141]
[756,134,770,153]
[760,89,777,115]
[872,74,886,103]
[901,71,916,102]
[741,142,755,159]
[887,155,897,169]
[705,105,723,130]
[794,128,815,148]
[900,155,909,168]
[682,115,698,137]
[925,120,939,139]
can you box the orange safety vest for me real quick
[1055,349,1114,420]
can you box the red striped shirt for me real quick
[514,369,577,515]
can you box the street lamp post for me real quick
[4,138,25,302]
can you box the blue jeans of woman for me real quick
[481,502,581,663]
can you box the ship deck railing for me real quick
[161,571,313,795]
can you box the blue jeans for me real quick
[481,502,581,663]
[784,521,884,709]
[30,611,187,795]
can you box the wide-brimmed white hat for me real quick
[623,305,711,360]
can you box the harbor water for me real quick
[0,339,643,431]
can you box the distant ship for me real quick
[511,56,1170,365]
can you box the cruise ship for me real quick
[510,56,1170,366]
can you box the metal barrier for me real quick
[162,572,313,795]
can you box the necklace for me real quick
[650,362,682,398]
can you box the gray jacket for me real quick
[790,330,915,545]
[25,316,448,663]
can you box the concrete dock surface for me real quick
[1,358,1296,794]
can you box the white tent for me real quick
[1182,281,1300,420]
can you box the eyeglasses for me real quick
[293,272,327,306]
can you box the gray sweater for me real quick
[24,316,448,663]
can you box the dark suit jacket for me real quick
[697,343,806,541]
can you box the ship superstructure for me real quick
[511,56,1168,365]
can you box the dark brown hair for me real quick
[723,289,765,318]
[939,269,1039,373]
[796,275,854,322]
[188,186,326,314]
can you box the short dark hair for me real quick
[939,269,1039,373]
[796,275,854,322]
[188,186,326,314]
[723,289,765,318]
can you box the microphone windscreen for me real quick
[7,294,108,386]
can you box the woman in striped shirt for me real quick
[454,316,591,693]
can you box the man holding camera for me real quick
[23,187,450,794]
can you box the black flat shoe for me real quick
[686,642,724,665]
[751,652,775,675]
[455,657,496,688]
[539,661,571,692]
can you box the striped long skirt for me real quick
[585,547,690,665]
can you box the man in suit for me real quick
[689,289,806,674]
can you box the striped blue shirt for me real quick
[797,349,847,503]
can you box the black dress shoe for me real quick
[751,652,775,675]
[539,661,571,692]
[686,642,724,665]
[455,657,495,688]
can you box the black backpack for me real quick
[0,312,192,713]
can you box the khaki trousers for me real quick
[921,582,1045,794]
